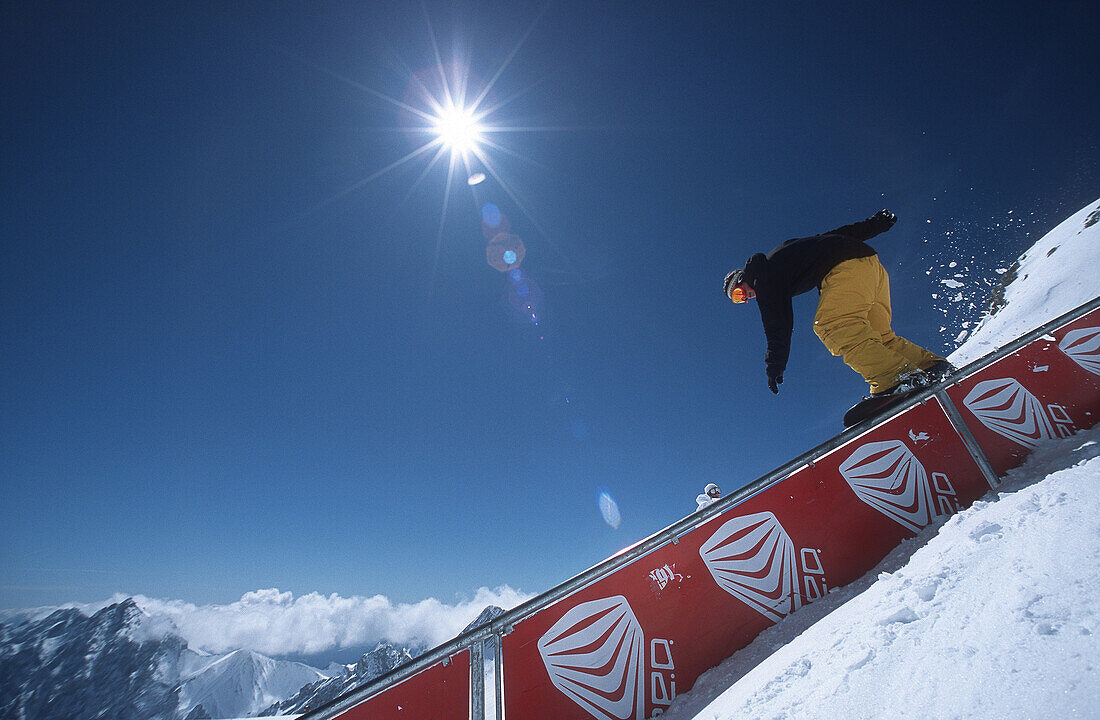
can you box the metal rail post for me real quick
[935,390,1001,489]
[494,631,504,720]
[470,640,485,720]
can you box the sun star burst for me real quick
[305,7,562,280]
[433,104,483,157]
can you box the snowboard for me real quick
[842,361,960,428]
[842,387,923,428]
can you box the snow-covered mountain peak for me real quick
[179,647,325,720]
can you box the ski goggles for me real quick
[728,284,753,303]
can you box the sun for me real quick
[303,7,557,265]
[432,104,483,157]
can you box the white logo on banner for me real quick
[648,638,677,712]
[838,440,958,532]
[538,595,646,720]
[699,512,810,623]
[963,377,1058,448]
[648,563,683,591]
[1058,326,1100,376]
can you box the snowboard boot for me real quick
[921,359,957,384]
[871,368,930,399]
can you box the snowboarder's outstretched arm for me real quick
[745,253,793,393]
[826,209,897,243]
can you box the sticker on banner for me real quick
[648,563,684,593]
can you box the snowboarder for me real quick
[723,210,953,403]
[696,483,721,510]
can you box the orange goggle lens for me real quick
[729,285,748,303]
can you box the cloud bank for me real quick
[67,586,533,656]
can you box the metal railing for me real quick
[303,294,1100,720]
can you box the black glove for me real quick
[873,209,898,228]
[767,368,784,394]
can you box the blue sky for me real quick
[2,1,1097,613]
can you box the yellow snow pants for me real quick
[813,256,943,395]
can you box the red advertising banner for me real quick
[502,399,991,720]
[332,650,469,720]
[945,306,1100,477]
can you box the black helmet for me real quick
[723,268,745,298]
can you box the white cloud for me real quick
[70,586,533,656]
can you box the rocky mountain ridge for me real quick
[0,598,504,720]
[0,599,185,720]
[261,642,421,716]
[0,599,327,719]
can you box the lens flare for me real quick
[482,202,502,228]
[487,233,526,272]
[481,202,512,240]
[506,274,542,325]
[598,489,622,530]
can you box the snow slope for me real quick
[949,197,1100,365]
[660,198,1100,720]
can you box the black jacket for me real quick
[740,214,895,379]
